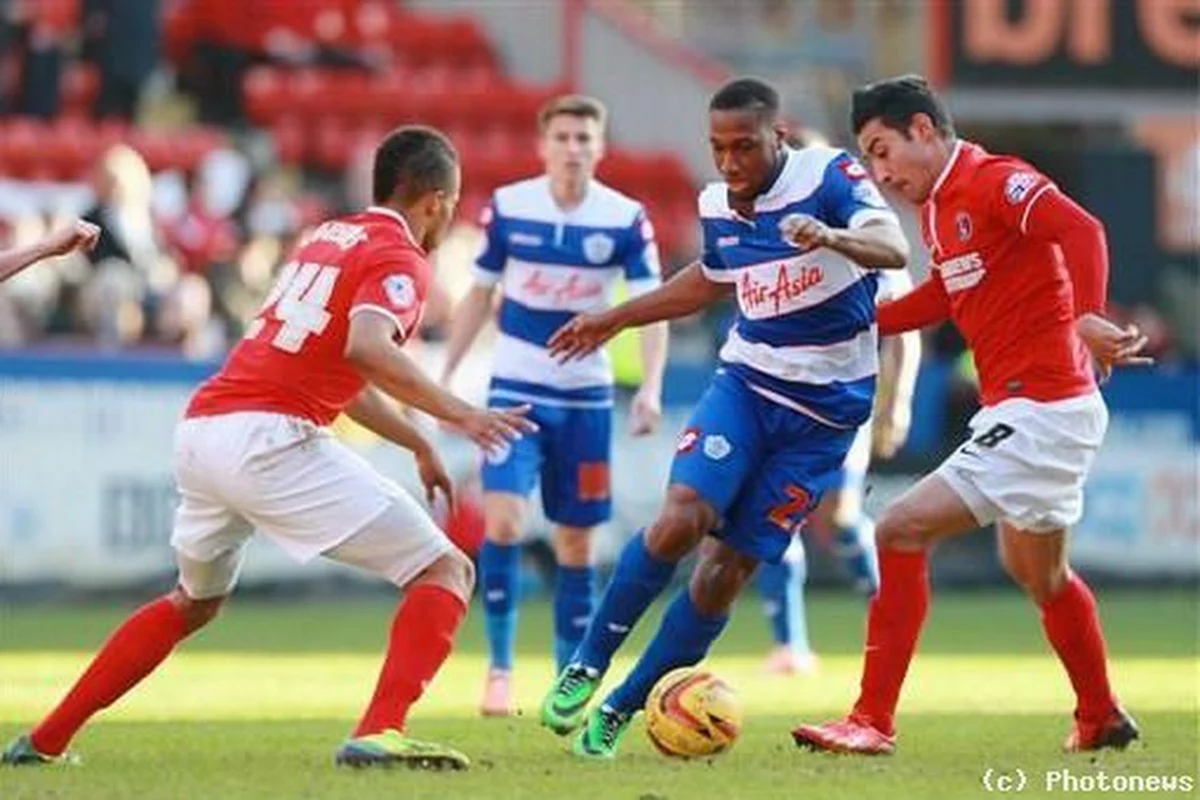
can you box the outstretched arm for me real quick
[782,215,910,269]
[344,385,453,505]
[0,221,100,283]
[876,276,950,336]
[548,263,727,362]
[440,284,496,384]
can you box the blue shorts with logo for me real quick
[481,381,612,528]
[669,371,857,563]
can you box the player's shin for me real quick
[851,548,930,736]
[606,590,729,715]
[834,516,880,594]
[354,582,467,736]
[554,565,595,673]
[31,595,189,756]
[479,541,520,672]
[571,530,675,672]
[1040,572,1118,722]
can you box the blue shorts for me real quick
[481,388,612,528]
[669,371,857,564]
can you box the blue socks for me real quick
[573,531,675,673]
[756,541,813,657]
[479,541,520,671]
[553,565,595,673]
[834,515,879,595]
[607,591,729,715]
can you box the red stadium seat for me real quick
[271,118,308,165]
[243,67,289,125]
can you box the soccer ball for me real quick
[644,667,743,758]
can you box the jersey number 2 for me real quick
[248,261,340,353]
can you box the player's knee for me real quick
[168,587,226,635]
[875,503,932,552]
[419,548,475,603]
[1012,564,1069,605]
[553,526,592,567]
[646,489,716,562]
[688,546,756,617]
[484,496,525,545]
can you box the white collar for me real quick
[929,139,964,199]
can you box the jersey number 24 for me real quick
[246,261,341,353]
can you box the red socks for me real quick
[354,584,467,737]
[31,596,187,755]
[1040,572,1117,722]
[852,549,930,736]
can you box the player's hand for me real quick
[779,213,835,252]
[455,404,538,452]
[1076,313,1154,381]
[414,446,454,507]
[548,312,622,363]
[629,386,662,437]
[872,403,912,460]
[43,220,101,257]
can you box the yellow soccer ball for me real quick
[645,667,743,758]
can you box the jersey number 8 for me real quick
[246,261,341,353]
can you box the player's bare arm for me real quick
[345,311,537,450]
[631,321,668,436]
[0,220,101,283]
[344,385,454,505]
[1022,184,1153,378]
[440,283,498,385]
[780,215,909,269]
[549,262,728,362]
[873,327,922,459]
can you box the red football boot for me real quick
[791,714,897,755]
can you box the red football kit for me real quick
[877,140,1108,406]
[187,206,430,425]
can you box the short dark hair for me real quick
[538,94,607,132]
[372,126,459,205]
[709,77,780,122]
[851,75,954,138]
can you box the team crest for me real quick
[956,211,973,242]
[1004,172,1038,204]
[703,434,732,460]
[383,274,416,309]
[582,233,615,264]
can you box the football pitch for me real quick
[1,589,1196,799]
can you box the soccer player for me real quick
[757,265,920,675]
[539,77,911,759]
[440,95,667,716]
[0,220,101,283]
[2,127,535,771]
[792,75,1150,756]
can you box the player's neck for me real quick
[377,202,425,246]
[549,176,589,212]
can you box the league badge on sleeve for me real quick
[383,274,417,310]
[1004,172,1039,205]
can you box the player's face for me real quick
[856,116,941,205]
[539,114,604,183]
[708,109,783,200]
[423,165,461,251]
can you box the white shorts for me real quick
[936,392,1108,533]
[170,412,452,599]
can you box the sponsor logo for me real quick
[582,232,616,264]
[676,427,700,453]
[738,263,824,316]
[936,250,985,292]
[383,274,416,309]
[703,434,732,460]
[1004,172,1039,204]
[519,269,604,304]
[510,232,544,246]
[956,211,973,242]
[717,235,740,248]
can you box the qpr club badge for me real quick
[582,233,615,265]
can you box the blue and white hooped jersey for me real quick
[700,146,900,429]
[474,176,661,407]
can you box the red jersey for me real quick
[187,207,429,425]
[907,141,1097,405]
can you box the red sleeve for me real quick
[877,275,951,336]
[1022,187,1109,316]
[349,249,430,343]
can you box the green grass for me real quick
[1,590,1196,799]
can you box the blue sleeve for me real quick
[473,197,507,285]
[820,152,894,230]
[622,208,662,290]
